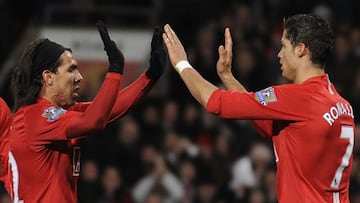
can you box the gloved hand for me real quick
[96,20,124,74]
[146,26,168,79]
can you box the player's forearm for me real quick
[66,73,121,138]
[162,24,217,107]
[219,72,248,92]
[68,72,154,122]
[179,68,218,108]
[108,72,154,123]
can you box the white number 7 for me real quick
[330,125,354,189]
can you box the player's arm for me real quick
[107,26,167,122]
[206,84,310,122]
[107,73,154,123]
[216,27,247,92]
[69,73,153,116]
[66,73,121,138]
[66,21,124,138]
[162,24,293,134]
[162,24,218,107]
[250,120,273,137]
[0,99,11,171]
[215,28,274,137]
[70,27,167,122]
[0,98,11,194]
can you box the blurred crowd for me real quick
[1,0,360,203]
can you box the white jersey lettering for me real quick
[322,102,354,126]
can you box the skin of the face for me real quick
[277,30,299,81]
[48,50,83,107]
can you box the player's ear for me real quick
[42,69,54,86]
[295,42,307,57]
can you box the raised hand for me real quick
[162,24,188,69]
[96,20,124,74]
[146,26,167,79]
[216,28,247,92]
[216,28,233,77]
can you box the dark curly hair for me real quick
[10,38,61,111]
[284,14,334,68]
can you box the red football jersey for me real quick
[0,98,11,193]
[8,73,121,203]
[69,72,153,121]
[207,74,355,203]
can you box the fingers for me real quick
[218,45,226,62]
[224,28,233,54]
[96,20,111,46]
[162,24,189,68]
[218,45,225,55]
[163,24,184,51]
[217,28,232,62]
[163,24,177,47]
[167,24,179,45]
[151,26,164,49]
[217,34,232,74]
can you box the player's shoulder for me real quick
[16,101,59,119]
[336,94,353,109]
[266,83,310,97]
[0,98,10,109]
[0,97,5,104]
[0,98,11,117]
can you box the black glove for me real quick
[96,20,124,74]
[146,26,168,79]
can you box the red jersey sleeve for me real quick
[69,72,154,123]
[206,84,311,121]
[66,73,122,138]
[0,98,11,187]
[68,102,90,112]
[250,120,273,138]
[108,72,153,123]
[27,73,122,143]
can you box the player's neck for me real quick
[40,88,61,108]
[293,65,325,84]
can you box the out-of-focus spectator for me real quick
[0,181,9,202]
[162,131,199,170]
[137,98,164,148]
[350,124,360,202]
[104,117,144,187]
[212,131,234,201]
[248,188,266,203]
[190,21,219,85]
[194,133,214,171]
[132,147,184,203]
[0,192,11,203]
[98,166,134,203]
[193,176,220,203]
[178,102,203,141]
[145,191,163,203]
[78,159,101,203]
[178,157,197,202]
[327,31,357,98]
[262,168,277,203]
[350,27,360,57]
[230,141,274,198]
[162,99,179,132]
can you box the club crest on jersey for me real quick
[42,107,67,122]
[255,87,277,106]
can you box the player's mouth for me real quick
[73,86,80,98]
